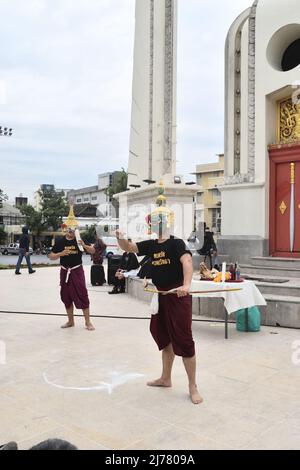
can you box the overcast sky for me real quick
[0,0,252,202]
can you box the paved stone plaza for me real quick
[1,266,300,450]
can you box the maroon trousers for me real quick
[150,286,195,358]
[60,265,90,310]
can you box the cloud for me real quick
[0,0,252,201]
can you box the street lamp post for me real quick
[0,126,13,137]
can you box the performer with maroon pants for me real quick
[49,206,96,331]
[116,182,203,405]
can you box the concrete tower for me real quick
[127,0,177,187]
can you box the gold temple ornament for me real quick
[279,201,287,215]
[278,98,300,144]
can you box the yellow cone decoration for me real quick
[62,205,79,231]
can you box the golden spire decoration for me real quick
[65,205,79,230]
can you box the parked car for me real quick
[102,237,122,258]
[0,243,33,255]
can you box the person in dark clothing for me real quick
[115,182,203,406]
[0,439,77,450]
[109,240,140,294]
[137,255,152,280]
[15,227,36,275]
[90,235,107,286]
[48,206,96,331]
[92,236,107,266]
[198,227,218,269]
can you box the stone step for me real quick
[194,294,300,328]
[254,282,300,297]
[252,256,300,269]
[260,294,300,329]
[241,264,300,279]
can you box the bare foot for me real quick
[85,323,95,331]
[61,322,75,329]
[147,378,172,388]
[189,385,203,405]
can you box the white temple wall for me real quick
[222,184,265,237]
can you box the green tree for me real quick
[81,224,97,244]
[0,189,8,209]
[105,169,128,217]
[20,205,43,236]
[0,226,7,244]
[40,188,68,231]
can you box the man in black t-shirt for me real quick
[49,227,96,331]
[115,229,203,406]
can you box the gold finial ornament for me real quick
[291,163,295,185]
[146,180,174,234]
[64,205,79,230]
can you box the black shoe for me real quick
[118,287,126,294]
[108,288,119,295]
[29,270,36,274]
[15,272,21,275]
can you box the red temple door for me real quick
[269,144,300,258]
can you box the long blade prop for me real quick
[144,287,242,295]
[290,163,295,253]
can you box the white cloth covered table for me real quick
[150,280,266,315]
[149,280,266,339]
[189,279,267,315]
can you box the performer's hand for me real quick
[115,230,124,240]
[177,285,190,297]
[61,249,71,257]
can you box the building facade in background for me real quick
[0,202,26,243]
[195,154,224,235]
[67,172,124,219]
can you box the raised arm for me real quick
[79,240,95,255]
[116,230,138,253]
[177,253,193,297]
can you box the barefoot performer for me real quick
[116,181,203,405]
[49,205,95,331]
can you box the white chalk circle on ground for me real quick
[42,359,145,395]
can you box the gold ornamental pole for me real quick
[290,163,295,253]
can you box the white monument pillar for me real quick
[116,0,199,241]
[128,0,177,187]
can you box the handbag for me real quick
[236,306,261,332]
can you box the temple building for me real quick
[220,0,300,261]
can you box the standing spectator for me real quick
[198,227,218,269]
[90,235,107,286]
[92,235,107,266]
[15,227,36,275]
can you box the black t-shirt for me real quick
[19,234,30,251]
[52,237,83,268]
[120,252,140,271]
[136,238,192,288]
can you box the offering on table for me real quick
[199,263,221,281]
